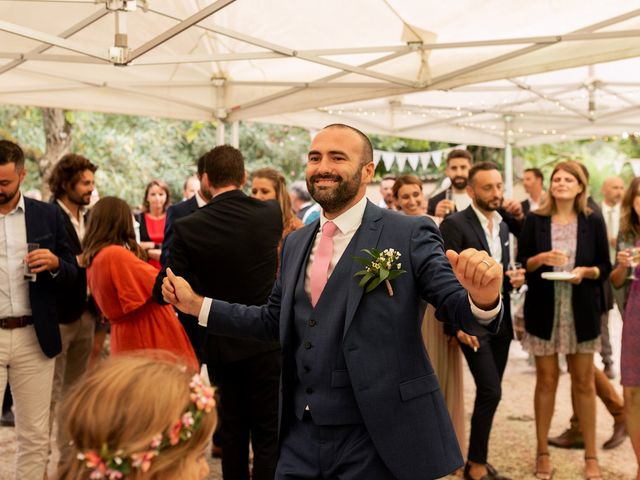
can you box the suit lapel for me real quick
[464,207,491,254]
[343,202,383,338]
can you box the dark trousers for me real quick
[459,330,511,464]
[209,349,280,480]
[276,414,394,480]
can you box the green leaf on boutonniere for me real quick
[354,248,406,296]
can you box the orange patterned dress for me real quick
[87,245,198,370]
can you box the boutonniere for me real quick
[354,248,406,296]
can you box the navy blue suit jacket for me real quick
[204,201,501,479]
[24,197,78,358]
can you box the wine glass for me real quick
[555,249,571,272]
[619,241,639,280]
[444,189,453,215]
[506,261,524,293]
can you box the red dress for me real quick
[144,213,165,270]
[87,245,198,370]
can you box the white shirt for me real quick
[452,191,472,212]
[56,199,87,242]
[0,193,32,317]
[199,195,500,325]
[471,204,503,266]
[602,201,621,263]
[528,196,542,212]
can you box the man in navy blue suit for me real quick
[0,140,77,480]
[163,124,504,480]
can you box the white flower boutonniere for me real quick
[354,248,406,296]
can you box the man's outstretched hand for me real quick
[446,248,502,311]
[162,268,204,317]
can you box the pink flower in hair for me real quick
[169,419,182,445]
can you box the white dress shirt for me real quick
[602,201,621,263]
[452,191,472,212]
[0,193,32,317]
[199,195,500,325]
[56,199,87,242]
[471,204,503,265]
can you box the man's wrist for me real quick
[470,295,499,311]
[189,294,205,317]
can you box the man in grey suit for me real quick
[162,124,504,480]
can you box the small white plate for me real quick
[541,271,576,281]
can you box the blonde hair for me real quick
[56,354,216,480]
[535,160,591,217]
[251,167,298,231]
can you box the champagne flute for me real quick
[619,241,638,280]
[555,248,571,272]
[506,261,524,293]
[444,189,453,216]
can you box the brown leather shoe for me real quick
[548,427,584,449]
[602,422,628,449]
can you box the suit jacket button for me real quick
[304,341,312,349]
[306,387,313,394]
[308,319,317,327]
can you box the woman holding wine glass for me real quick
[610,176,640,480]
[517,161,610,480]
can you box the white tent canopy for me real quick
[257,57,640,147]
[0,0,640,126]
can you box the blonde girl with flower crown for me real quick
[55,354,217,480]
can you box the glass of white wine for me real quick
[506,261,524,293]
[619,241,639,280]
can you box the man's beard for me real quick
[68,190,92,206]
[451,176,467,190]
[476,196,503,212]
[0,187,19,205]
[307,169,362,213]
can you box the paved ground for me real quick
[0,310,634,479]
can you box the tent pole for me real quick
[503,114,514,197]
[231,121,240,148]
[216,122,226,145]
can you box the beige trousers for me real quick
[0,325,55,480]
[50,309,95,466]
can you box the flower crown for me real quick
[77,373,216,479]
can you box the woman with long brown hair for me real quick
[83,197,197,370]
[610,176,640,480]
[517,161,610,480]
[250,167,303,253]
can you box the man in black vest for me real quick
[47,153,98,465]
[153,145,282,480]
[162,124,505,480]
[440,162,525,480]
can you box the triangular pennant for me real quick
[397,154,408,171]
[382,152,396,171]
[420,153,431,170]
[431,151,443,168]
[407,154,420,171]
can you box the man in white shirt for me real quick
[377,175,396,209]
[47,153,98,466]
[521,168,545,215]
[0,140,77,480]
[161,124,504,480]
[601,175,625,378]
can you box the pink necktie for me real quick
[309,221,338,306]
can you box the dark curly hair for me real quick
[48,153,97,200]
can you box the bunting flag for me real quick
[407,153,420,171]
[431,151,443,168]
[372,145,466,172]
[381,152,396,170]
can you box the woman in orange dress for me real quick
[83,196,198,370]
[136,179,171,270]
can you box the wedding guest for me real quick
[55,354,217,480]
[518,160,610,480]
[251,167,303,255]
[0,139,78,480]
[393,175,466,450]
[521,168,545,215]
[136,180,171,270]
[440,163,523,480]
[378,175,396,210]
[290,180,320,225]
[83,197,197,370]
[610,176,640,480]
[182,174,200,201]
